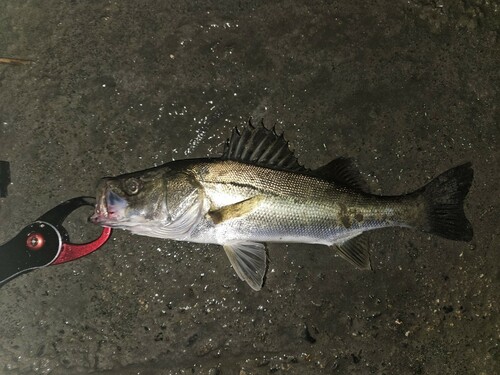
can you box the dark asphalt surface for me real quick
[0,1,498,374]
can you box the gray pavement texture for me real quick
[0,0,499,374]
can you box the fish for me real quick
[90,122,473,291]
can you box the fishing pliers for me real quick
[0,196,112,286]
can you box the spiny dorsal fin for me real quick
[221,120,307,172]
[313,157,369,192]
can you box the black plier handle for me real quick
[0,197,111,286]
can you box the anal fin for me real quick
[223,241,267,291]
[208,195,263,224]
[333,234,371,270]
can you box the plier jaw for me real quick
[35,196,112,265]
[0,197,112,286]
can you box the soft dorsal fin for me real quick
[313,157,369,192]
[221,121,307,172]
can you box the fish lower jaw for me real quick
[89,208,122,226]
[89,212,110,225]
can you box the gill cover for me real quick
[152,171,205,240]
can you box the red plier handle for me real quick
[0,197,112,286]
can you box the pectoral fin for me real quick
[333,234,372,270]
[208,195,264,224]
[223,241,267,291]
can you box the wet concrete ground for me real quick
[0,1,499,374]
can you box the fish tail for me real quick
[419,162,473,241]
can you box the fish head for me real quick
[90,168,170,229]
[90,165,203,238]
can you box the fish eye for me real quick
[124,178,141,195]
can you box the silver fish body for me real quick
[180,160,416,244]
[91,124,473,290]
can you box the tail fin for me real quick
[420,163,473,241]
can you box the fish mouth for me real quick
[90,190,128,225]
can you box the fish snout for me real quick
[90,180,128,224]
